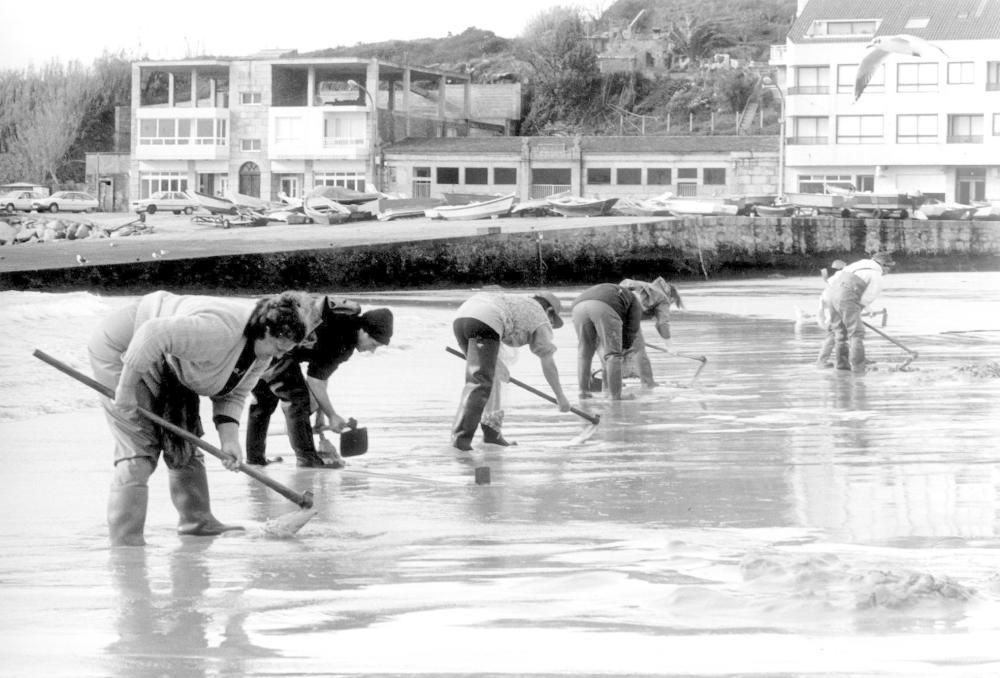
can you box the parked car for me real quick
[1,190,47,212]
[131,191,200,215]
[31,191,99,213]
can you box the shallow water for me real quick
[1,272,999,677]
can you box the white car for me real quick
[1,190,47,212]
[131,191,200,215]
[31,191,99,213]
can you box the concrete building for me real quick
[382,135,778,201]
[770,0,1000,201]
[129,56,479,203]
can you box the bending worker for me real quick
[88,290,317,546]
[818,252,895,373]
[246,297,394,468]
[618,276,684,387]
[451,290,571,451]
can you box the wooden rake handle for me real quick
[861,322,918,357]
[33,349,314,509]
[445,346,600,425]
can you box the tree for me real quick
[518,7,602,134]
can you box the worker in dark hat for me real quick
[246,297,394,468]
[818,252,895,372]
[451,290,571,451]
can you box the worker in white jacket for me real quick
[818,252,895,372]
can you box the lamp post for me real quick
[763,76,785,198]
[348,79,381,191]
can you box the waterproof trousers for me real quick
[452,318,502,450]
[826,272,868,372]
[246,364,326,466]
[572,299,625,398]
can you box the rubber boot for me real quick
[605,355,625,399]
[107,485,149,547]
[451,337,499,451]
[168,458,244,536]
[481,423,517,446]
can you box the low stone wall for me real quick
[3,216,998,292]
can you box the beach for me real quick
[1,272,999,676]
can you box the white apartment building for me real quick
[770,0,1000,202]
[129,56,472,202]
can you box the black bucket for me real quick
[340,418,368,457]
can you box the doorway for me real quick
[238,162,261,197]
[955,167,985,204]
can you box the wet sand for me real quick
[1,274,999,676]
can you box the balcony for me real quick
[134,109,229,160]
[787,136,829,145]
[788,86,830,95]
[268,107,370,160]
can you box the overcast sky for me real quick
[1,0,598,70]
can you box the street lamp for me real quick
[762,76,785,198]
[347,79,381,191]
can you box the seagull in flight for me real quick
[855,34,948,101]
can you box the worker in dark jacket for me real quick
[246,297,393,468]
[572,283,645,400]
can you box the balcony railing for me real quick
[323,136,365,148]
[787,136,829,145]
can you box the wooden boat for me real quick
[303,195,352,225]
[546,195,619,217]
[915,198,975,221]
[847,193,912,219]
[784,192,851,217]
[308,185,380,205]
[190,191,238,215]
[376,197,445,221]
[442,191,501,206]
[753,204,796,217]
[971,200,1000,221]
[656,197,738,217]
[429,193,516,221]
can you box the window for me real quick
[315,172,366,192]
[836,115,883,144]
[240,138,261,151]
[464,168,488,185]
[988,62,1000,91]
[838,64,882,94]
[587,168,611,184]
[791,66,830,94]
[279,176,300,198]
[436,167,459,184]
[947,62,974,84]
[323,114,365,146]
[797,174,854,194]
[904,17,929,29]
[790,116,828,144]
[648,168,671,185]
[139,172,188,199]
[677,168,698,180]
[616,168,641,185]
[896,114,937,143]
[676,183,697,197]
[703,168,726,185]
[994,113,1000,136]
[240,91,262,105]
[806,19,877,37]
[275,117,302,143]
[137,118,196,145]
[494,168,517,184]
[897,63,938,92]
[195,118,227,145]
[947,114,983,143]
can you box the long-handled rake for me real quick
[446,346,600,445]
[33,349,317,536]
[862,321,919,370]
[645,342,708,386]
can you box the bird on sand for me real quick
[75,254,87,265]
[854,34,948,101]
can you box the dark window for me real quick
[436,167,459,184]
[648,168,672,185]
[494,167,517,184]
[465,167,488,184]
[587,168,612,184]
[703,168,726,185]
[415,167,431,178]
[532,168,571,184]
[616,168,641,185]
[678,168,698,180]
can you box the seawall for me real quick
[2,215,998,293]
